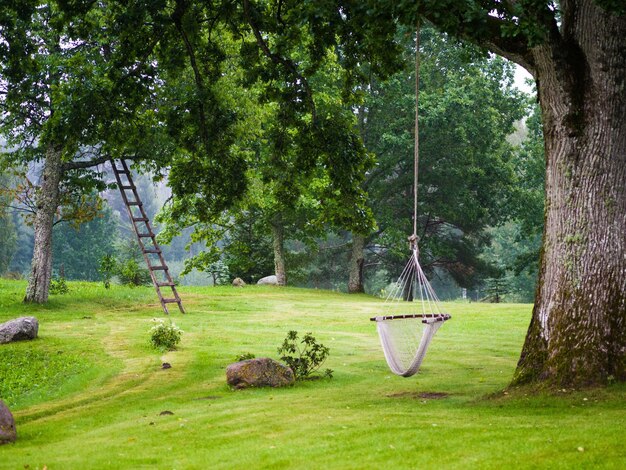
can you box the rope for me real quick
[411,22,421,247]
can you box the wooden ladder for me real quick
[111,159,185,314]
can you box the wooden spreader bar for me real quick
[111,159,185,315]
[370,313,451,324]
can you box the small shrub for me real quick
[236,352,256,361]
[277,330,331,380]
[118,259,151,287]
[99,254,116,289]
[49,276,69,295]
[149,319,183,351]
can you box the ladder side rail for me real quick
[111,159,174,314]
[135,208,184,313]
[120,160,184,314]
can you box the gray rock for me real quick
[0,317,38,344]
[226,358,294,389]
[257,275,278,285]
[0,400,16,445]
[232,277,246,287]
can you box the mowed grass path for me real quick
[0,279,624,469]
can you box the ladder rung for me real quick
[150,265,168,270]
[121,185,135,190]
[138,233,154,238]
[157,282,175,287]
[113,167,129,174]
[127,201,142,206]
[143,249,161,254]
[162,299,180,304]
[132,217,149,222]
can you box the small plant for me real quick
[149,318,183,351]
[236,352,256,361]
[118,258,151,287]
[277,330,331,380]
[49,276,69,295]
[99,254,116,289]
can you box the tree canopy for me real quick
[360,27,526,288]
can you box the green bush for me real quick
[118,258,151,287]
[49,276,69,295]
[149,319,183,351]
[278,330,332,380]
[99,254,116,289]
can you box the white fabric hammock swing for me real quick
[370,240,451,377]
[370,24,450,377]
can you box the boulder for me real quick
[0,400,16,445]
[257,275,278,286]
[226,358,294,389]
[232,277,246,287]
[0,317,38,345]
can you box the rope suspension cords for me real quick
[370,24,451,378]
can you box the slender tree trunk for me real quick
[270,216,286,286]
[514,5,626,387]
[348,233,365,293]
[24,144,63,303]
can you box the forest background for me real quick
[0,28,543,304]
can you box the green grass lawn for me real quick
[0,279,624,469]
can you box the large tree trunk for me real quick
[24,144,63,303]
[270,217,286,286]
[348,233,365,293]
[513,5,626,387]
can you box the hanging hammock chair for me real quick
[370,239,451,377]
[370,24,450,378]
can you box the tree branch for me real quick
[421,9,538,76]
[61,153,146,171]
[61,155,110,171]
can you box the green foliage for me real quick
[49,275,69,295]
[113,237,151,287]
[236,352,256,361]
[360,27,527,289]
[223,210,276,283]
[99,254,116,289]
[149,319,183,351]
[481,222,541,303]
[205,260,231,286]
[0,0,179,302]
[0,205,17,276]
[117,258,151,287]
[52,202,118,281]
[156,4,395,281]
[277,330,332,380]
[0,1,174,191]
[7,210,33,275]
[286,232,351,291]
[0,173,20,275]
[510,102,545,274]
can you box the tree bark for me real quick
[348,233,365,293]
[270,216,286,286]
[513,3,626,387]
[24,144,63,303]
